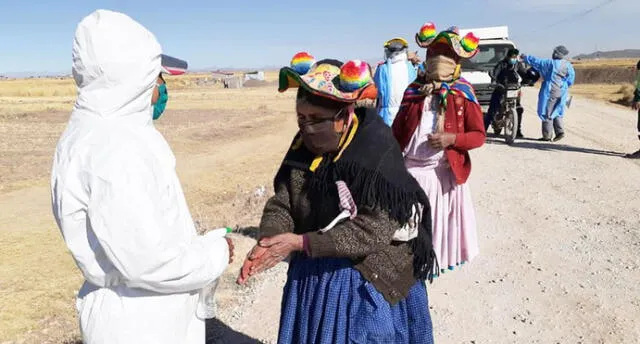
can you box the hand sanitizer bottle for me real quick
[196,227,232,319]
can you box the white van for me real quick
[459,26,517,114]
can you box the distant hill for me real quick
[574,49,640,60]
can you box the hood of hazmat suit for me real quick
[50,9,229,344]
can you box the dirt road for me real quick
[1,87,638,343]
[213,88,640,343]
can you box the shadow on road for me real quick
[486,136,626,157]
[206,318,262,344]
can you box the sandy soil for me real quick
[1,87,639,343]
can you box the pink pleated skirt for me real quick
[406,157,479,274]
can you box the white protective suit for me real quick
[50,10,229,344]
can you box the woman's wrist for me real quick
[301,234,310,255]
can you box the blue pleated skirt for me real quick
[277,255,434,344]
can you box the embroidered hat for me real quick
[279,55,377,102]
[415,22,479,59]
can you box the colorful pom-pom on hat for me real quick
[414,22,479,59]
[278,55,376,103]
[339,60,372,92]
[290,52,316,75]
[460,32,479,53]
[417,22,437,43]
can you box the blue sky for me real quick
[0,0,638,74]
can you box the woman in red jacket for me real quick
[393,23,486,275]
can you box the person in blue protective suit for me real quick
[522,45,575,142]
[374,38,418,126]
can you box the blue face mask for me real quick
[153,83,168,120]
[509,58,518,65]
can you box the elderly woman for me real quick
[393,23,486,276]
[238,55,436,343]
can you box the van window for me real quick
[462,44,515,71]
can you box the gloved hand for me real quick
[225,237,235,264]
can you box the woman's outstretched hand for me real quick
[236,233,303,285]
[236,245,267,285]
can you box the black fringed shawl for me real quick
[275,108,438,280]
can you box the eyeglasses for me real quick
[297,107,346,126]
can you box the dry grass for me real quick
[0,226,83,343]
[572,58,638,68]
[0,78,76,97]
[0,71,281,118]
[571,83,636,106]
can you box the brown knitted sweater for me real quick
[257,109,434,305]
[259,168,416,305]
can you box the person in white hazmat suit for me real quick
[50,10,232,344]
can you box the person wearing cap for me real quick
[484,48,529,138]
[393,23,485,276]
[624,60,640,159]
[374,38,418,126]
[51,10,232,344]
[522,46,576,142]
[237,56,435,343]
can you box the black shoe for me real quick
[553,134,565,142]
[538,137,552,142]
[516,131,524,139]
[624,150,640,159]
